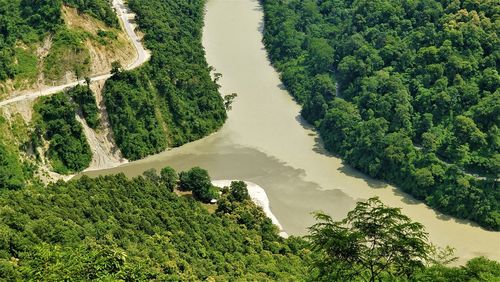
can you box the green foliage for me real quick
[104,0,227,160]
[68,84,100,128]
[0,0,60,81]
[0,142,25,190]
[103,70,168,160]
[229,181,251,202]
[160,166,178,192]
[43,28,91,81]
[0,116,31,190]
[228,181,250,202]
[308,197,430,281]
[0,173,309,280]
[224,93,238,110]
[34,93,92,174]
[0,117,22,188]
[261,0,500,230]
[415,257,500,281]
[179,167,218,203]
[63,0,119,28]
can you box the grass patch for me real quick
[12,48,38,90]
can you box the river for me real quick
[84,0,499,264]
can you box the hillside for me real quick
[260,0,499,230]
[0,0,227,180]
[0,0,134,99]
[102,0,227,160]
[0,172,309,280]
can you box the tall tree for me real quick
[308,197,429,281]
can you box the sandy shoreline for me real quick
[212,180,288,238]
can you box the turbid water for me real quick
[84,0,499,264]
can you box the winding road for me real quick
[0,0,150,108]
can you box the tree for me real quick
[142,168,160,184]
[308,197,430,281]
[306,37,334,74]
[160,166,178,191]
[223,93,237,111]
[229,181,250,202]
[0,143,25,190]
[110,61,122,75]
[179,167,218,202]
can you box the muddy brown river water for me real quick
[84,0,499,264]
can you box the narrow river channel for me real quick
[84,0,499,264]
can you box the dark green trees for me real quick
[179,167,218,203]
[0,142,25,190]
[34,93,92,174]
[103,71,167,160]
[68,84,100,129]
[261,0,500,230]
[160,166,178,192]
[103,0,227,160]
[309,197,430,281]
[229,181,251,202]
[0,172,308,280]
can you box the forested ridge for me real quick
[103,0,227,160]
[260,0,499,229]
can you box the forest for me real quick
[33,90,93,174]
[103,0,227,160]
[0,167,498,280]
[260,0,499,230]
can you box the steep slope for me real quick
[0,0,148,181]
[0,0,134,99]
[102,0,227,160]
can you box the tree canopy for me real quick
[103,0,227,160]
[309,197,430,281]
[260,0,500,230]
[33,92,92,174]
[0,171,308,280]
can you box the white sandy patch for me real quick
[212,180,288,238]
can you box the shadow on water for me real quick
[277,83,287,91]
[293,113,389,189]
[390,186,488,230]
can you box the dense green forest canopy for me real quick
[0,0,117,82]
[103,0,227,160]
[0,167,498,280]
[0,172,309,280]
[33,91,92,174]
[260,0,499,230]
